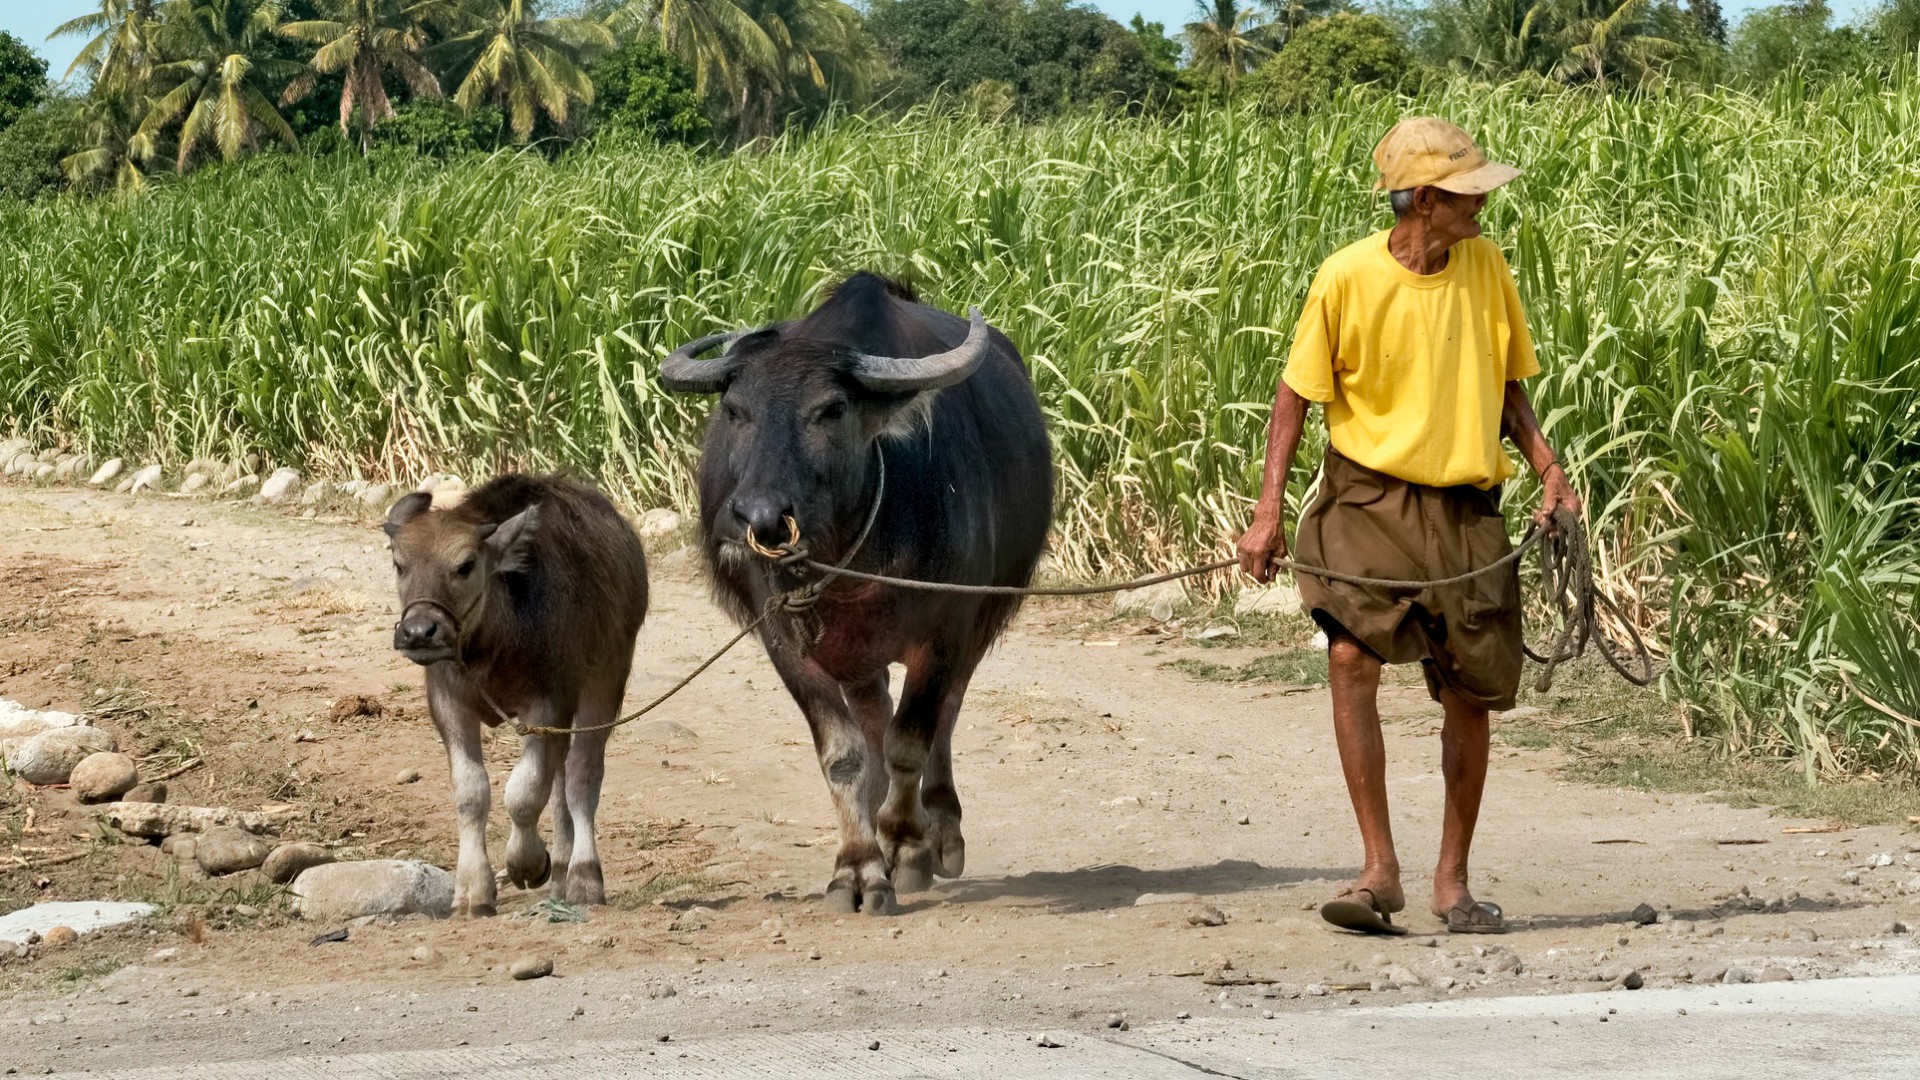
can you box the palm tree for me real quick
[432,0,614,141]
[1184,0,1268,96]
[731,0,872,137]
[1260,0,1338,50]
[607,0,776,107]
[140,0,303,170]
[51,0,161,87]
[51,1,165,189]
[1459,0,1552,77]
[1554,0,1678,91]
[279,0,443,147]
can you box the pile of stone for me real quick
[0,702,148,802]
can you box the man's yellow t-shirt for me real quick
[1281,229,1540,489]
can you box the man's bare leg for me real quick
[1328,633,1403,913]
[1433,687,1493,921]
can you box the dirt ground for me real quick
[2,480,1918,1075]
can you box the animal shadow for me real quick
[931,859,1334,914]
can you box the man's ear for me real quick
[484,504,541,574]
[382,491,433,538]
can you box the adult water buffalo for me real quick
[385,475,649,915]
[659,273,1052,915]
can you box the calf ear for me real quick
[382,492,433,538]
[484,504,541,574]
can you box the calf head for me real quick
[659,307,990,556]
[383,492,540,665]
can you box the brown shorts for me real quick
[1294,450,1524,711]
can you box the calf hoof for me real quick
[456,901,498,919]
[890,846,936,895]
[823,880,898,916]
[507,848,551,890]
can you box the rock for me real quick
[1722,966,1754,985]
[1757,967,1794,983]
[638,508,682,541]
[225,475,260,494]
[262,842,334,885]
[290,860,453,921]
[0,902,156,946]
[89,459,124,486]
[41,926,78,947]
[337,479,368,495]
[1113,579,1184,621]
[52,456,85,480]
[127,464,163,494]
[1186,904,1228,927]
[32,462,54,482]
[358,483,393,507]
[161,836,197,862]
[426,477,467,510]
[1621,970,1644,990]
[1889,921,1911,935]
[300,480,331,505]
[97,801,297,839]
[121,781,168,804]
[68,752,139,803]
[1497,706,1544,721]
[11,726,117,785]
[1869,851,1894,868]
[394,768,421,785]
[195,826,272,875]
[1630,902,1659,926]
[1234,584,1301,616]
[669,906,715,932]
[411,945,439,963]
[633,720,698,746]
[178,472,210,494]
[1133,892,1202,906]
[0,702,83,739]
[258,468,302,503]
[648,982,677,999]
[1486,952,1523,975]
[510,956,554,981]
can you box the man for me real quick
[1236,117,1580,936]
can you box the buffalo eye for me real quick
[812,401,847,425]
[455,556,476,578]
[722,401,748,425]
[392,560,405,575]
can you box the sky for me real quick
[2,0,1884,87]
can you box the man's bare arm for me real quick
[1237,379,1311,581]
[1501,380,1582,528]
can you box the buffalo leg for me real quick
[774,650,893,916]
[879,656,971,891]
[503,706,564,890]
[545,750,573,902]
[560,683,619,906]
[430,680,496,918]
[920,669,972,880]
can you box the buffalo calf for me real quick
[385,474,648,915]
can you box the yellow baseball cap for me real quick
[1372,117,1521,194]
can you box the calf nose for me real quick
[732,495,795,546]
[393,612,441,651]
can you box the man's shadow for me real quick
[923,859,1338,914]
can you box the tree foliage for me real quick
[588,33,710,142]
[1244,13,1413,112]
[0,32,49,135]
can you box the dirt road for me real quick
[2,481,1917,1075]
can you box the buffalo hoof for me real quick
[457,901,498,919]
[564,861,605,907]
[934,833,966,879]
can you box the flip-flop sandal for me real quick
[1320,888,1409,936]
[1438,900,1506,934]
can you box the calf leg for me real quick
[878,656,972,892]
[559,686,619,906]
[774,651,892,916]
[428,680,496,917]
[503,708,565,890]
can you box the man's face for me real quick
[1425,187,1488,243]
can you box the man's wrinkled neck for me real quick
[1388,217,1453,276]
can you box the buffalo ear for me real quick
[484,504,541,574]
[382,491,433,538]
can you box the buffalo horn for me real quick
[658,330,745,394]
[850,307,992,393]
